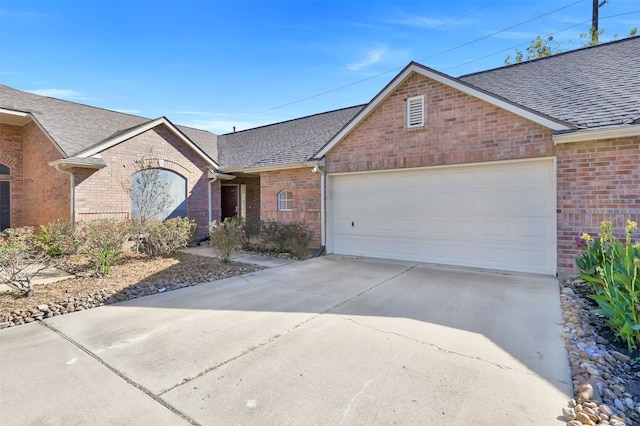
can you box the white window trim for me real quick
[277,190,293,211]
[407,95,425,128]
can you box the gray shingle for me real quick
[459,36,640,129]
[0,85,218,160]
[216,105,363,169]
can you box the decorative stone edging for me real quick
[0,264,263,329]
[560,279,640,426]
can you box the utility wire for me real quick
[256,0,585,114]
[445,10,640,72]
[255,0,503,114]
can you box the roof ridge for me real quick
[219,104,366,136]
[459,35,640,79]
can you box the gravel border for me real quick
[559,278,640,425]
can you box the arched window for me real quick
[277,190,293,211]
[131,168,187,221]
[0,163,10,231]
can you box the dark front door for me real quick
[0,181,9,231]
[221,185,238,221]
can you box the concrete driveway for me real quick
[0,256,571,425]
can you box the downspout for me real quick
[311,165,326,247]
[209,175,217,224]
[55,165,75,223]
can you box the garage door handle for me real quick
[351,221,355,227]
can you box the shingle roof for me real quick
[216,105,364,169]
[0,84,218,159]
[459,36,640,129]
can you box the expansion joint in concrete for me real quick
[38,321,202,426]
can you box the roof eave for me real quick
[553,125,640,144]
[74,117,219,169]
[221,160,320,174]
[49,157,107,170]
[315,62,574,158]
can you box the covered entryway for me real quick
[221,185,239,220]
[328,158,556,275]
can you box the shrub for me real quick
[38,218,82,257]
[238,218,262,250]
[140,217,197,257]
[576,220,640,350]
[209,218,244,263]
[0,227,49,297]
[261,220,313,258]
[79,219,130,276]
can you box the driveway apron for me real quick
[0,256,571,425]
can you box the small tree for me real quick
[124,157,173,222]
[0,227,49,297]
[505,35,562,65]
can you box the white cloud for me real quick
[347,46,387,71]
[25,88,92,101]
[388,12,472,29]
[112,109,140,115]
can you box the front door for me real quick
[0,181,9,231]
[221,185,238,221]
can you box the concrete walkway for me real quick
[0,256,571,425]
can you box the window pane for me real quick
[131,168,187,220]
[278,190,293,211]
[0,164,9,176]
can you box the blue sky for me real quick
[1,0,638,134]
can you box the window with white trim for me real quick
[407,95,425,128]
[277,190,293,211]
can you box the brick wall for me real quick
[23,121,70,226]
[556,136,640,275]
[0,123,24,228]
[74,124,214,237]
[260,168,322,248]
[0,121,70,229]
[326,72,555,173]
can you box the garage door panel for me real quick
[330,160,556,275]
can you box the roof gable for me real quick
[76,117,219,168]
[315,62,573,158]
[0,84,219,164]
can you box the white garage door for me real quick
[328,159,556,275]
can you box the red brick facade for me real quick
[556,136,640,273]
[326,73,556,174]
[325,71,640,275]
[73,125,214,237]
[259,168,322,247]
[0,123,24,228]
[0,122,70,229]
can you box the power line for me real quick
[256,0,585,114]
[445,10,640,72]
[255,0,504,114]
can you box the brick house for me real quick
[1,37,638,276]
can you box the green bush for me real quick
[576,220,640,350]
[261,220,313,258]
[209,218,244,262]
[38,218,82,257]
[238,218,261,250]
[79,219,130,276]
[140,217,197,257]
[0,227,49,296]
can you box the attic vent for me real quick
[407,95,425,128]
